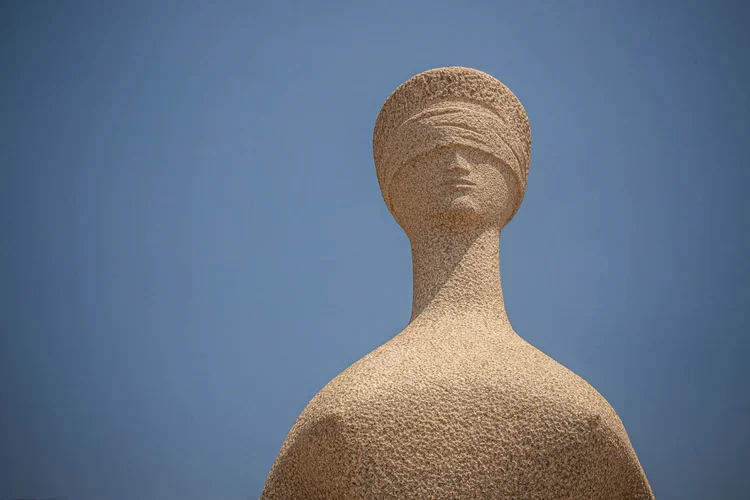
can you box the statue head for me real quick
[373,67,531,234]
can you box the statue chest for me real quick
[286,372,620,498]
[264,345,650,499]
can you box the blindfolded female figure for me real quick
[261,67,653,500]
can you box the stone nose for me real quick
[445,149,471,174]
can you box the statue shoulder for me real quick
[558,410,654,498]
[260,402,364,499]
[521,345,654,498]
[260,354,400,499]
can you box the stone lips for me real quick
[373,66,531,220]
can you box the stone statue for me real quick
[261,67,654,499]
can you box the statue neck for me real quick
[408,224,510,328]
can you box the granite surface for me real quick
[261,67,654,499]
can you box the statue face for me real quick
[388,146,520,232]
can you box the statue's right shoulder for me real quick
[260,399,364,499]
[260,345,407,499]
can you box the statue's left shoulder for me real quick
[523,345,655,498]
[566,409,655,499]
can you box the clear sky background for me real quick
[1,1,748,499]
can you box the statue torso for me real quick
[261,323,653,499]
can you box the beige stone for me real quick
[261,67,654,499]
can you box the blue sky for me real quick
[1,1,748,499]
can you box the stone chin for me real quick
[435,194,482,225]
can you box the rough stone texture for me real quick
[261,67,654,499]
